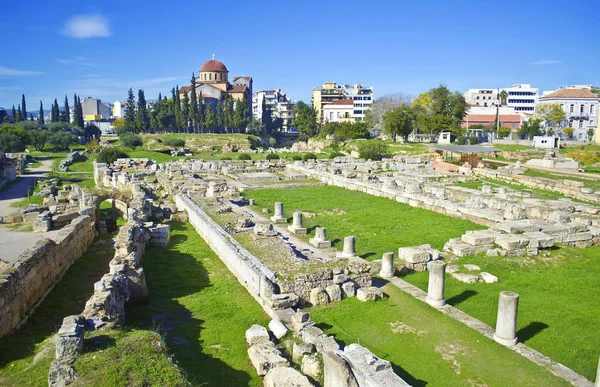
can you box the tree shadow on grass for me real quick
[517,322,549,343]
[361,252,377,259]
[0,242,115,369]
[446,290,478,306]
[128,221,253,386]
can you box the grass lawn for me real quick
[402,246,600,380]
[524,169,600,191]
[489,144,535,152]
[244,186,484,254]
[455,177,581,202]
[128,221,269,386]
[309,285,568,386]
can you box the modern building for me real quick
[252,89,296,131]
[322,99,354,123]
[312,82,373,123]
[538,88,599,140]
[112,101,127,118]
[464,84,538,113]
[179,57,252,115]
[81,97,111,119]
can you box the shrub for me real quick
[220,156,232,160]
[0,133,25,152]
[302,153,317,161]
[119,133,143,149]
[468,136,478,145]
[358,140,388,161]
[49,131,76,150]
[96,148,129,164]
[329,151,344,159]
[567,149,599,165]
[265,153,280,160]
[291,154,302,161]
[85,139,101,154]
[238,153,252,161]
[455,136,467,145]
[164,138,185,148]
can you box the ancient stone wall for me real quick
[0,212,95,337]
[175,194,277,315]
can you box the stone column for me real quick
[338,236,356,258]
[596,357,600,387]
[248,198,255,206]
[288,211,307,234]
[493,291,519,347]
[310,227,331,248]
[379,252,395,278]
[426,261,446,307]
[270,202,286,223]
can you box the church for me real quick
[179,56,252,113]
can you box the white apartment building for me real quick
[538,88,599,140]
[312,82,373,123]
[112,101,127,118]
[464,84,538,113]
[252,89,296,131]
[343,84,373,122]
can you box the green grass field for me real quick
[524,169,600,191]
[128,221,269,386]
[403,247,600,380]
[244,186,484,254]
[309,286,568,386]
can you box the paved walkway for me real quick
[0,158,61,263]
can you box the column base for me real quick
[288,226,307,234]
[493,333,518,347]
[309,238,331,248]
[270,216,287,224]
[426,297,446,308]
[379,270,395,278]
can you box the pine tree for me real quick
[233,98,244,131]
[188,74,197,132]
[204,103,216,131]
[125,88,136,130]
[240,95,250,130]
[11,105,16,123]
[216,99,224,132]
[72,94,80,127]
[173,86,182,132]
[197,91,204,133]
[181,92,190,132]
[52,99,60,123]
[76,95,84,128]
[16,105,22,122]
[63,95,70,123]
[261,95,272,134]
[39,101,44,124]
[224,94,234,130]
[135,89,149,132]
[21,94,27,120]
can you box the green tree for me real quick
[189,75,198,132]
[21,94,27,120]
[383,105,415,142]
[11,106,16,124]
[499,90,508,106]
[49,131,75,150]
[587,128,595,141]
[135,89,149,131]
[224,94,234,131]
[204,103,216,130]
[519,118,542,140]
[196,91,204,133]
[30,129,49,151]
[261,96,272,134]
[536,103,565,131]
[125,88,136,130]
[497,126,511,138]
[358,139,388,160]
[181,92,190,131]
[293,101,318,138]
[119,132,143,148]
[216,100,224,131]
[77,95,84,128]
[233,98,244,131]
[246,119,262,135]
[52,99,60,123]
[16,105,22,122]
[38,101,44,124]
[563,127,574,140]
[413,85,467,134]
[272,117,283,133]
[62,95,70,123]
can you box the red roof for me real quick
[328,99,354,106]
[465,114,522,122]
[540,88,598,99]
[227,84,247,93]
[179,86,191,94]
[200,59,228,72]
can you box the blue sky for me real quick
[1,0,599,110]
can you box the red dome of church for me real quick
[200,59,228,72]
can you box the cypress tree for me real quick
[233,98,244,131]
[240,95,250,130]
[189,74,198,133]
[39,101,44,124]
[11,105,16,123]
[216,100,224,132]
[21,94,27,120]
[77,96,84,128]
[197,91,204,133]
[224,94,233,130]
[173,86,182,132]
[16,105,22,122]
[170,88,177,132]
[204,103,216,131]
[124,88,136,130]
[63,95,70,123]
[29,113,33,121]
[261,95,272,134]
[72,94,80,127]
[135,89,149,132]
[181,92,190,132]
[52,99,60,123]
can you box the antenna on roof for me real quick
[212,54,215,60]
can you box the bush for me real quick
[291,154,302,161]
[455,135,467,145]
[298,134,308,142]
[238,153,252,161]
[220,156,232,160]
[119,133,143,149]
[468,136,478,145]
[358,140,388,161]
[265,153,280,160]
[164,138,185,148]
[96,148,129,164]
[329,152,344,159]
[302,153,317,161]
[0,132,25,152]
[85,139,101,154]
[49,131,76,150]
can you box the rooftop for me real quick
[540,88,598,99]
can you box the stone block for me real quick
[325,285,342,302]
[291,311,312,333]
[292,342,315,363]
[309,237,332,248]
[288,225,308,234]
[332,273,347,284]
[397,247,430,263]
[479,272,499,283]
[356,287,383,302]
[341,282,355,298]
[300,326,325,346]
[301,354,322,381]
[248,341,289,376]
[495,234,530,251]
[523,232,555,248]
[245,324,270,346]
[268,293,299,310]
[310,287,329,306]
[317,335,340,353]
[268,319,288,339]
[461,230,501,246]
[323,351,359,387]
[264,367,314,387]
[451,272,480,284]
[494,220,540,234]
[343,343,410,386]
[463,264,480,271]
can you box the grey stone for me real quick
[479,272,499,283]
[343,343,410,386]
[264,367,314,387]
[493,291,519,347]
[245,324,270,346]
[317,335,340,353]
[301,354,322,381]
[325,285,342,302]
[269,293,300,310]
[341,282,355,298]
[268,319,288,339]
[323,351,359,387]
[292,342,315,363]
[300,326,325,346]
[291,311,312,333]
[356,286,383,302]
[332,273,347,284]
[463,264,481,271]
[310,287,329,306]
[451,272,480,283]
[48,358,76,387]
[248,341,289,376]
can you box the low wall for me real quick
[175,194,276,316]
[0,212,95,337]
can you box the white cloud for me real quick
[0,66,44,76]
[57,57,95,66]
[62,14,111,39]
[530,60,562,66]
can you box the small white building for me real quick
[322,99,354,123]
[532,136,560,149]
